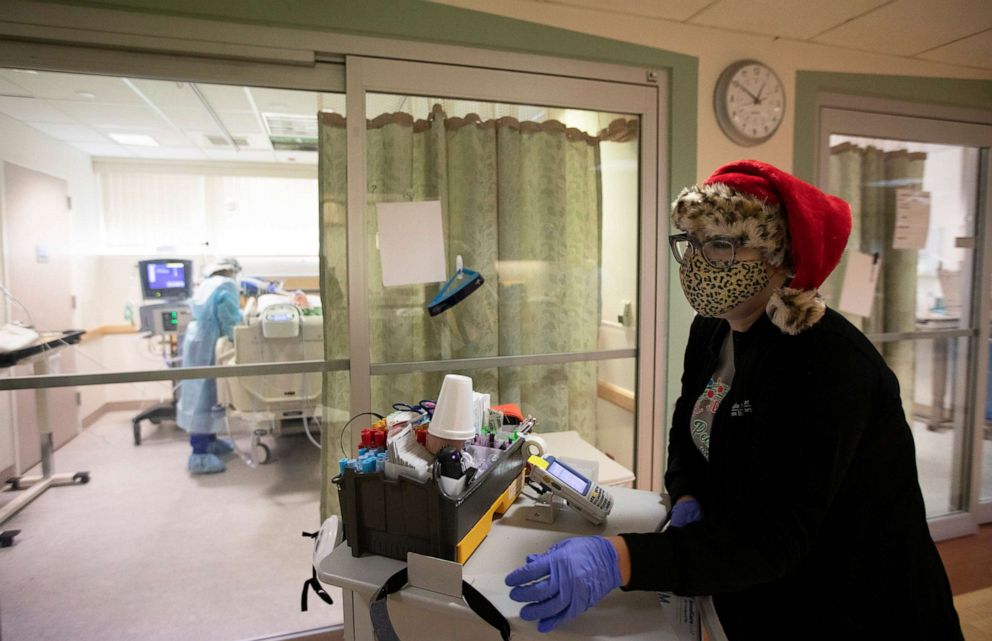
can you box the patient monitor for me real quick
[218,295,322,424]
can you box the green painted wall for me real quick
[793,72,992,182]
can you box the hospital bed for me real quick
[216,295,323,463]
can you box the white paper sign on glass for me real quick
[376,200,447,287]
[893,189,931,250]
[838,251,881,318]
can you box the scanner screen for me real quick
[548,460,589,495]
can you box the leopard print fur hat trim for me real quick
[672,160,852,335]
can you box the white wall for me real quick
[0,112,99,476]
[436,0,992,180]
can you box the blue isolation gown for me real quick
[176,275,241,434]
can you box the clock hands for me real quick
[731,79,761,104]
[756,79,767,103]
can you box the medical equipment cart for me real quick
[319,487,708,641]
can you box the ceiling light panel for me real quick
[108,133,158,146]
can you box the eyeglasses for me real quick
[669,233,750,270]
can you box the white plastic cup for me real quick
[429,374,476,441]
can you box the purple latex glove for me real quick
[505,536,621,633]
[670,497,703,527]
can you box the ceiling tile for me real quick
[217,111,265,135]
[127,78,204,110]
[0,96,76,123]
[240,133,274,150]
[530,0,713,21]
[274,150,318,165]
[132,129,194,147]
[131,146,208,160]
[0,70,143,104]
[28,122,109,143]
[69,142,134,157]
[916,29,992,69]
[204,149,279,162]
[814,0,992,56]
[197,83,253,111]
[0,74,31,97]
[249,87,320,116]
[53,102,165,130]
[690,0,889,39]
[161,108,220,132]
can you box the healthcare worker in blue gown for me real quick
[177,258,242,474]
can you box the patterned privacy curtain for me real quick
[318,106,635,517]
[824,144,927,422]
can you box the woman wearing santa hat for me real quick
[505,160,963,640]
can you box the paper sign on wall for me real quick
[838,251,881,318]
[376,200,447,287]
[893,189,931,250]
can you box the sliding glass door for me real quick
[323,57,664,501]
[818,106,992,539]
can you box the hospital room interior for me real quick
[0,1,990,641]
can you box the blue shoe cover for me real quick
[188,452,226,474]
[206,438,235,457]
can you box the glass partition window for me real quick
[825,136,980,517]
[341,94,641,472]
[0,68,348,639]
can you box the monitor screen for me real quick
[139,259,192,300]
[547,460,589,495]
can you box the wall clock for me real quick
[714,59,785,146]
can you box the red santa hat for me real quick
[672,159,852,335]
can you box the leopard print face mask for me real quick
[678,250,770,317]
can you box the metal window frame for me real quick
[345,55,666,488]
[816,101,992,537]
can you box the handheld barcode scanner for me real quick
[528,455,613,525]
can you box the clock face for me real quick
[716,61,785,146]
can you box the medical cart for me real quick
[319,487,710,641]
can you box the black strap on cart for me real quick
[300,530,334,611]
[369,567,511,641]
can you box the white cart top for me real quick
[319,487,691,641]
